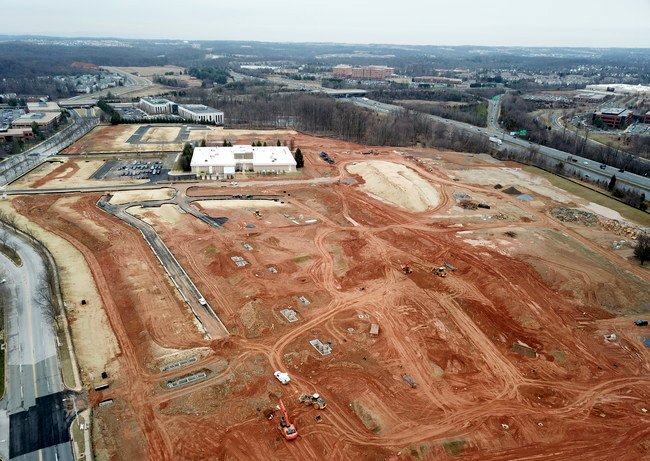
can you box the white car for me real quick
[274,371,290,385]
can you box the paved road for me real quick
[0,111,98,187]
[5,176,340,196]
[348,97,650,195]
[97,197,230,339]
[0,228,76,461]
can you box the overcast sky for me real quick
[3,0,649,47]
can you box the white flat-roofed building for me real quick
[191,145,296,179]
[139,97,176,115]
[178,104,224,125]
[27,101,61,113]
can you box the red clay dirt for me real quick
[11,135,650,461]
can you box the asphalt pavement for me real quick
[348,97,650,195]
[0,227,75,460]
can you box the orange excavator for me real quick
[278,399,298,440]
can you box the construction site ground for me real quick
[5,131,650,461]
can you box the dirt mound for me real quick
[347,160,440,212]
[502,186,523,195]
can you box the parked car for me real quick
[274,371,291,384]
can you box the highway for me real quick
[59,66,154,107]
[0,111,99,187]
[0,227,77,461]
[348,97,650,195]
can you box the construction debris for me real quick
[400,262,413,274]
[298,296,310,305]
[550,208,598,226]
[600,219,644,239]
[402,375,417,388]
[459,200,479,210]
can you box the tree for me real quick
[223,139,229,147]
[179,142,194,172]
[263,141,267,146]
[200,138,207,147]
[110,112,121,125]
[276,139,281,146]
[289,138,295,151]
[256,141,262,147]
[31,121,44,140]
[295,148,304,168]
[634,233,650,265]
[608,175,617,191]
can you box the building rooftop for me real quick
[598,108,632,116]
[26,101,60,112]
[179,104,223,114]
[141,97,173,106]
[191,145,296,167]
[12,112,59,125]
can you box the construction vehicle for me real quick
[278,399,298,440]
[254,210,262,219]
[399,261,413,274]
[299,393,327,409]
[432,266,447,277]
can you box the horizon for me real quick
[2,0,649,48]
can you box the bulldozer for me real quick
[432,266,447,277]
[299,393,327,410]
[278,399,298,440]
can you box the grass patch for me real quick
[523,165,650,227]
[0,242,22,266]
[292,255,312,264]
[204,244,217,257]
[441,438,467,456]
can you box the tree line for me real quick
[500,94,650,176]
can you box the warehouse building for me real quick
[139,97,177,115]
[178,104,224,125]
[593,108,634,129]
[191,145,296,179]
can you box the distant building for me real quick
[177,104,224,125]
[586,84,650,96]
[593,108,634,129]
[413,76,463,85]
[191,145,296,179]
[332,65,394,80]
[574,92,607,103]
[26,101,61,113]
[139,97,176,115]
[11,112,60,130]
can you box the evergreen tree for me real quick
[295,148,304,168]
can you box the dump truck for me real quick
[488,136,503,146]
[299,393,327,409]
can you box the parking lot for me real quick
[93,155,175,183]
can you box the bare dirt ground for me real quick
[109,188,176,205]
[7,158,147,189]
[10,133,650,461]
